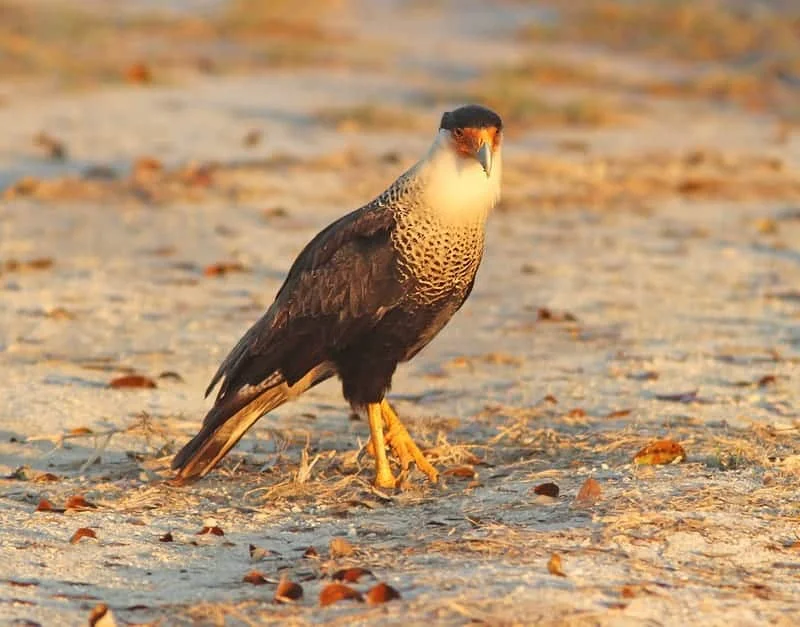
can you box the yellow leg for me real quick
[367,402,396,489]
[380,399,438,484]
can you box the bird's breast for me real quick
[392,209,486,304]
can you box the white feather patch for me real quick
[416,129,502,223]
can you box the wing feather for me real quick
[174,202,404,480]
[208,202,402,401]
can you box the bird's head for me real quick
[439,104,503,178]
[415,104,503,221]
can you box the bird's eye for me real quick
[452,128,464,139]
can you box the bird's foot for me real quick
[363,401,438,487]
[383,421,439,484]
[381,400,438,484]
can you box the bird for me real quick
[172,104,503,489]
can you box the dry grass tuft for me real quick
[500,149,800,212]
[520,0,800,122]
[524,0,800,65]
[490,57,608,88]
[315,104,427,133]
[440,82,630,132]
[219,0,345,37]
[0,0,361,86]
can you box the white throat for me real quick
[414,129,502,224]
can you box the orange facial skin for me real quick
[451,126,502,157]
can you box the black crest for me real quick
[440,104,503,132]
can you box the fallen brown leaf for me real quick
[125,62,152,84]
[303,546,319,558]
[88,603,117,627]
[627,370,659,381]
[537,307,578,322]
[4,579,38,587]
[735,374,778,388]
[575,477,602,504]
[547,553,566,577]
[109,374,157,389]
[159,532,174,543]
[366,582,401,604]
[2,257,55,273]
[25,257,55,270]
[329,537,354,558]
[677,177,723,195]
[35,498,65,513]
[197,525,224,536]
[133,156,163,176]
[66,495,97,511]
[242,570,268,585]
[2,177,40,199]
[274,578,304,603]
[621,585,637,598]
[448,356,470,368]
[203,261,247,277]
[482,351,522,366]
[319,582,363,607]
[634,439,686,466]
[69,427,93,435]
[654,389,701,403]
[182,162,215,187]
[332,567,373,583]
[606,408,633,418]
[533,482,560,498]
[70,527,97,544]
[46,307,75,320]
[442,465,477,479]
[748,583,773,600]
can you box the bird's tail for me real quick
[170,383,289,484]
[170,363,333,484]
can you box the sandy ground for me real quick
[2,1,800,625]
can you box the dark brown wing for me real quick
[207,202,403,401]
[172,203,405,479]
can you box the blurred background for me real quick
[2,2,800,625]
[1,0,798,196]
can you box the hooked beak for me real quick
[476,141,492,177]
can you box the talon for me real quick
[385,423,414,471]
[380,400,438,484]
[374,466,397,490]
